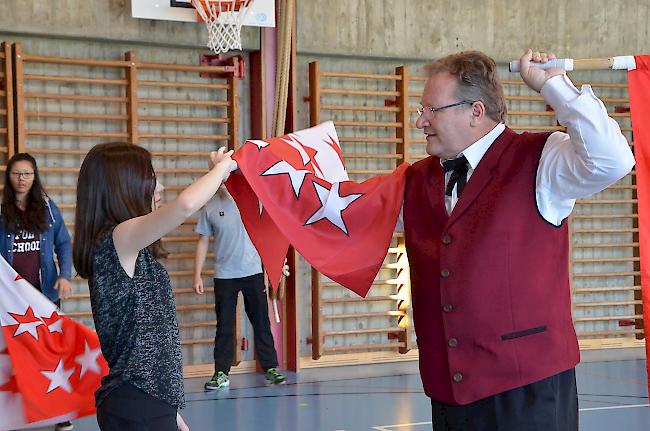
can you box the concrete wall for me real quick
[297,0,650,61]
[0,0,258,51]
[0,1,646,61]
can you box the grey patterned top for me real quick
[89,227,185,408]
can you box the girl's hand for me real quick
[209,147,236,182]
[209,147,234,169]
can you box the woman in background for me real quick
[0,152,73,431]
[0,152,72,304]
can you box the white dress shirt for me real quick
[397,74,635,229]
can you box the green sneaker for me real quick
[204,371,230,391]
[55,422,74,431]
[265,367,286,385]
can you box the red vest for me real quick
[404,128,580,405]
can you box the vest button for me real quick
[442,304,453,313]
[448,338,458,348]
[442,235,452,245]
[440,268,450,278]
[452,372,463,383]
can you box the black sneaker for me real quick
[204,371,230,391]
[55,422,73,431]
[264,368,286,385]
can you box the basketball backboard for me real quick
[131,0,275,27]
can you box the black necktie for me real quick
[442,156,470,197]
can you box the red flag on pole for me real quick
[0,256,107,429]
[226,121,408,297]
[628,55,650,397]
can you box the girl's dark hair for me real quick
[1,153,47,233]
[73,142,164,279]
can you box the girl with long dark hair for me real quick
[74,142,233,431]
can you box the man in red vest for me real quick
[403,49,635,430]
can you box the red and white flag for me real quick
[0,256,107,430]
[628,55,650,397]
[226,121,408,297]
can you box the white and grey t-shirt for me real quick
[195,194,263,279]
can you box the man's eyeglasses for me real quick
[417,100,475,117]
[10,171,35,179]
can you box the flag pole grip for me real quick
[509,56,636,72]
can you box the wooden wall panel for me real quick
[11,44,252,374]
[308,62,415,359]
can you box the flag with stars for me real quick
[226,121,408,297]
[0,256,108,429]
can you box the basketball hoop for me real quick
[191,0,255,54]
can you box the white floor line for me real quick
[371,405,650,430]
[372,422,431,431]
[579,403,650,412]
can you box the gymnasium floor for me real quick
[27,359,649,431]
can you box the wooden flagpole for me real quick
[509,56,637,72]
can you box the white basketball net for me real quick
[191,0,255,54]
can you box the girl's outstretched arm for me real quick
[114,147,234,277]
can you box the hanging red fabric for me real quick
[628,55,650,398]
[226,121,408,297]
[0,256,108,429]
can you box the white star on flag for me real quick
[249,139,270,151]
[75,341,102,379]
[47,318,64,334]
[13,317,44,340]
[305,182,363,235]
[261,161,311,198]
[41,359,74,394]
[281,136,311,166]
[43,311,65,334]
[281,136,326,178]
[287,122,349,182]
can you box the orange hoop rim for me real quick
[191,0,255,53]
[193,0,254,21]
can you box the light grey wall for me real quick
[0,1,646,61]
[297,0,650,61]
[0,0,258,51]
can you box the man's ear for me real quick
[470,101,486,126]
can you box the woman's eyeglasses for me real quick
[10,171,35,179]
